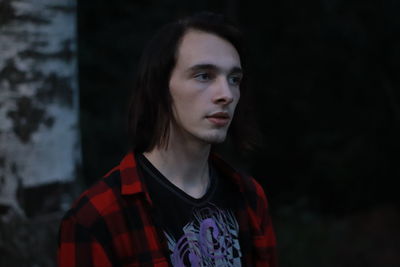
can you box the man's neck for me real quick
[143,136,211,199]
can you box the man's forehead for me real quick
[175,30,241,70]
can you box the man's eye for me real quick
[194,73,211,82]
[228,75,242,86]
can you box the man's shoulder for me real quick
[213,156,271,224]
[62,169,123,228]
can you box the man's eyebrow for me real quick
[230,66,243,74]
[187,64,243,74]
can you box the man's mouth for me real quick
[206,112,230,126]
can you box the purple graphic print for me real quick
[165,205,242,266]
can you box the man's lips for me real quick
[206,112,230,126]
[207,112,230,119]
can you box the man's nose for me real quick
[212,77,234,105]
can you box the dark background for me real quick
[78,1,400,266]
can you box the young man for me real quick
[58,13,277,267]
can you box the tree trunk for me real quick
[0,0,79,217]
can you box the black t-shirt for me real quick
[136,153,243,266]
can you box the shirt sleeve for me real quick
[58,215,112,267]
[254,180,278,267]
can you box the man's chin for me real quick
[201,133,227,144]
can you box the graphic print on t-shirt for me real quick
[165,204,242,267]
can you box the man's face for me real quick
[169,30,242,145]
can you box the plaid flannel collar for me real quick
[112,151,245,199]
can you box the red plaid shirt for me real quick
[58,152,277,267]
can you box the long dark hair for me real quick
[128,12,260,153]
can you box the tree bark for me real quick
[0,0,79,216]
